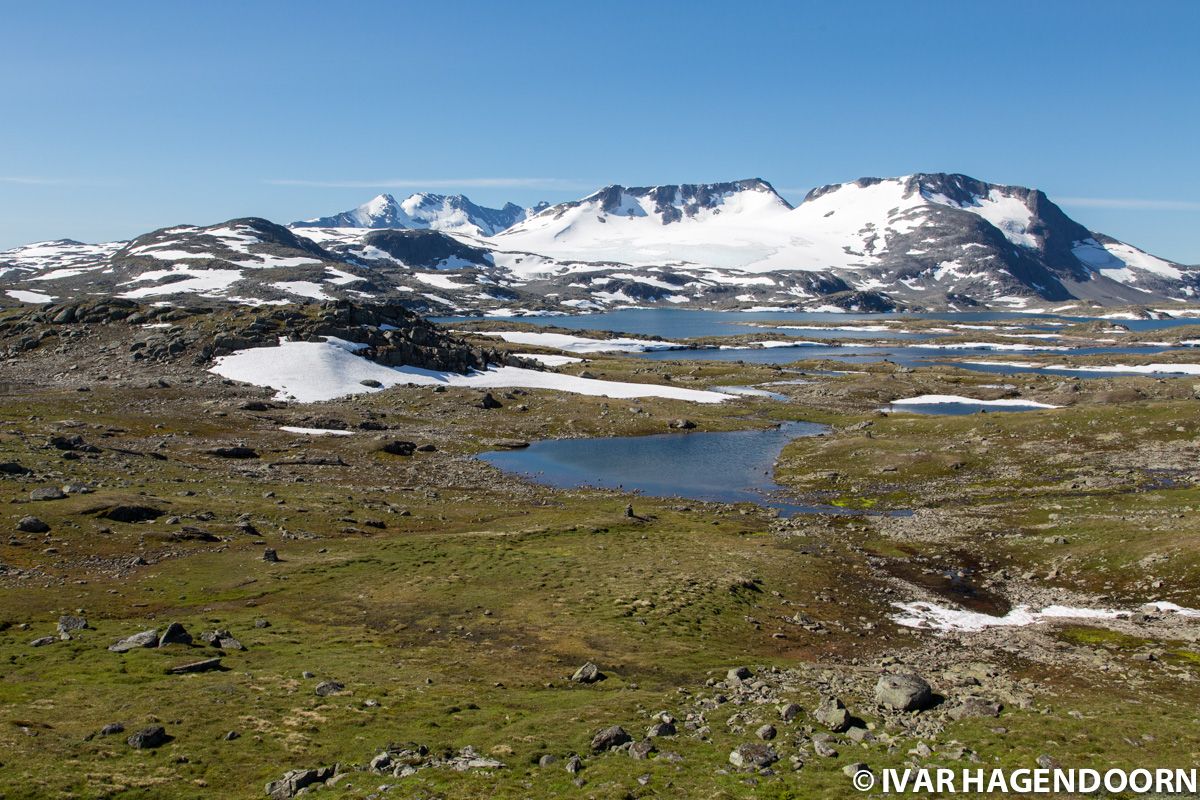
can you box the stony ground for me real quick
[0,303,1198,799]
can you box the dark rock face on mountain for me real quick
[358,230,495,270]
[293,193,531,236]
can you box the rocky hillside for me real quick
[0,298,526,377]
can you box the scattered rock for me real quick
[209,446,259,459]
[98,505,164,523]
[756,724,777,741]
[315,681,344,697]
[29,636,56,647]
[478,392,503,409]
[565,755,583,774]
[727,666,752,683]
[779,702,803,722]
[629,739,656,759]
[812,734,838,758]
[948,697,1002,720]
[265,766,335,799]
[99,723,125,737]
[729,742,778,770]
[30,487,66,501]
[668,418,696,430]
[56,615,88,638]
[167,657,223,674]
[375,439,416,456]
[262,548,280,563]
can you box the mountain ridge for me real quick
[3,172,1195,315]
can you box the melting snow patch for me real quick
[280,426,353,436]
[892,602,1123,632]
[512,352,585,366]
[894,599,1200,632]
[889,395,1059,409]
[6,289,56,303]
[208,340,732,404]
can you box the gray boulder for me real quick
[127,725,169,749]
[17,516,49,533]
[590,725,631,753]
[814,696,851,732]
[109,629,159,652]
[571,662,604,684]
[875,673,932,711]
[158,622,192,647]
[729,742,778,770]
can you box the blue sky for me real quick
[2,0,1197,261]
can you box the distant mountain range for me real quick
[293,192,545,237]
[2,173,1195,315]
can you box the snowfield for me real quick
[889,394,1060,409]
[209,339,732,404]
[893,599,1199,633]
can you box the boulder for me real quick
[375,439,416,456]
[158,622,192,647]
[571,662,604,684]
[590,725,632,753]
[127,725,169,749]
[17,516,49,533]
[314,680,344,697]
[875,673,932,712]
[729,742,778,770]
[209,446,259,459]
[265,767,335,800]
[109,629,160,652]
[814,696,851,732]
[30,487,66,501]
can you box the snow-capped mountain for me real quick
[3,173,1195,315]
[293,193,536,237]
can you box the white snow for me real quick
[477,331,686,353]
[279,426,353,436]
[894,598,1199,632]
[512,353,585,366]
[889,394,1059,409]
[271,281,333,301]
[208,339,732,404]
[1073,237,1181,283]
[414,273,471,290]
[119,267,244,298]
[6,289,56,303]
[891,601,1122,632]
[926,189,1038,248]
[1059,363,1200,375]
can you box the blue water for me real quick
[478,421,885,516]
[628,343,1172,370]
[436,308,1200,339]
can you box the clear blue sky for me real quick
[2,0,1197,261]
